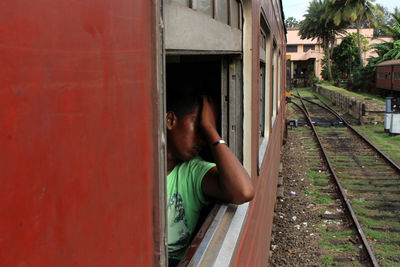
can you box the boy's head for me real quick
[166,81,202,119]
[166,82,205,161]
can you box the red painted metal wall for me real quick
[393,66,400,92]
[234,126,281,266]
[376,66,392,90]
[232,0,286,265]
[0,1,159,266]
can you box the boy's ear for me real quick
[166,111,177,130]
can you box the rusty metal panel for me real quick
[233,55,282,267]
[0,0,161,266]
[376,65,392,90]
[232,123,282,267]
[229,0,286,265]
[393,66,400,92]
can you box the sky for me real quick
[283,0,399,21]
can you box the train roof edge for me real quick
[377,59,400,66]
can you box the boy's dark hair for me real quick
[167,80,203,118]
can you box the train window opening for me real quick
[259,62,266,138]
[271,41,278,127]
[258,13,271,170]
[165,54,243,265]
[259,30,267,54]
[277,50,282,112]
[166,55,221,264]
[166,55,222,161]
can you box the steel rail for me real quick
[291,98,380,267]
[310,94,400,174]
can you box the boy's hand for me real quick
[200,96,219,143]
[200,95,254,204]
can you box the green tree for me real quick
[363,4,393,37]
[383,40,400,59]
[352,12,400,91]
[328,0,382,67]
[299,0,346,81]
[285,16,301,28]
[370,13,400,63]
[332,33,368,78]
[321,57,341,81]
[389,7,400,30]
[381,14,400,40]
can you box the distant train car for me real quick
[376,59,400,95]
[0,0,286,266]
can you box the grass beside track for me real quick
[317,82,386,104]
[352,124,400,166]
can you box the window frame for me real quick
[258,11,272,171]
[277,50,282,112]
[164,1,254,265]
[271,40,278,127]
[173,54,245,266]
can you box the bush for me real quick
[352,59,376,92]
[306,62,318,86]
[321,61,341,81]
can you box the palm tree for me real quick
[381,14,400,40]
[299,0,346,81]
[369,13,400,64]
[383,40,400,59]
[328,0,382,67]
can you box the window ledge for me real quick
[180,202,250,266]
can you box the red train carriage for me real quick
[376,59,400,94]
[395,64,400,92]
[0,0,286,266]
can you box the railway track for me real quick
[271,120,369,266]
[291,92,400,267]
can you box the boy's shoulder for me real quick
[176,156,207,167]
[185,156,214,170]
[171,156,215,178]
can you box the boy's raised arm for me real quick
[200,96,254,204]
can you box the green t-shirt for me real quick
[167,156,216,260]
